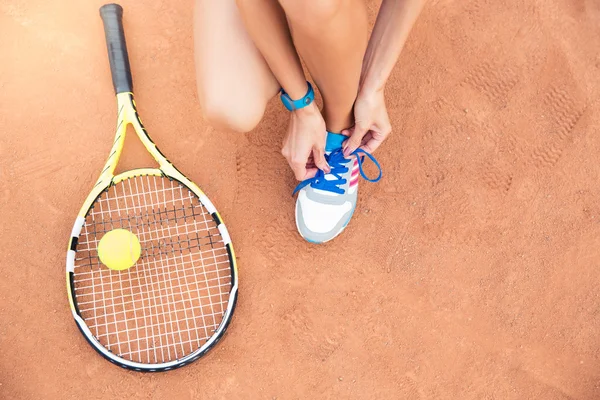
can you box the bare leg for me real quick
[236,0,333,179]
[194,0,280,133]
[278,0,369,133]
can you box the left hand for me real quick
[341,88,392,156]
[281,102,330,181]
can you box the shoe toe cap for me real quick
[295,192,354,243]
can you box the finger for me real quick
[290,141,318,179]
[292,163,308,181]
[341,128,353,153]
[360,130,390,154]
[344,123,369,156]
[289,155,309,180]
[303,167,319,180]
[359,138,380,154]
[305,153,315,167]
[340,127,353,137]
[312,146,330,173]
[361,131,373,147]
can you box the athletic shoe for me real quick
[293,132,382,243]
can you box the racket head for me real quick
[66,169,238,371]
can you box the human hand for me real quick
[281,103,330,180]
[341,88,391,156]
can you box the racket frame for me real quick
[66,92,239,371]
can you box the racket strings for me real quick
[72,175,232,365]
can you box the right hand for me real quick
[281,102,330,181]
[341,87,392,156]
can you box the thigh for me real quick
[194,0,279,131]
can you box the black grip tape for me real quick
[99,4,133,94]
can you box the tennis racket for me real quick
[65,3,238,372]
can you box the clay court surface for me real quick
[2,0,600,398]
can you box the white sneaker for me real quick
[293,132,382,243]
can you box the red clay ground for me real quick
[2,0,600,398]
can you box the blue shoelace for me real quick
[293,148,382,195]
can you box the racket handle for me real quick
[99,4,133,94]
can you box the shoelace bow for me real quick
[292,148,382,195]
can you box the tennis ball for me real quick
[97,228,141,271]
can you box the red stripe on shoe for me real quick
[349,177,359,187]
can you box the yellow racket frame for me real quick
[65,92,238,371]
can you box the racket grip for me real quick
[99,4,133,94]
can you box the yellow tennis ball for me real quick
[97,228,141,271]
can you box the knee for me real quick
[200,97,265,133]
[279,0,345,29]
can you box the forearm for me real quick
[236,0,308,99]
[360,0,428,93]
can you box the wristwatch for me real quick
[280,81,314,111]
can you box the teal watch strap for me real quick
[280,81,314,111]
